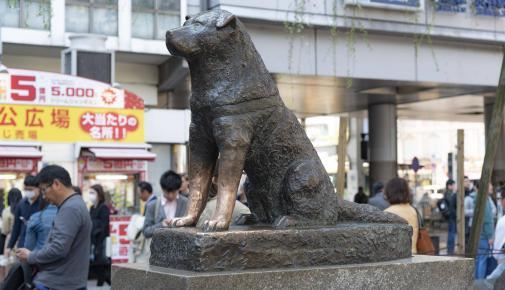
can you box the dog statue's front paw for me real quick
[202,219,230,232]
[169,215,197,227]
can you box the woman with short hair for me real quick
[384,177,419,254]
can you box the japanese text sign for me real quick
[0,69,145,143]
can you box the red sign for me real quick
[80,112,139,141]
[109,216,131,263]
[0,158,37,172]
[80,158,147,173]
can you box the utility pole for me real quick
[456,129,465,255]
[468,47,505,256]
[337,117,348,199]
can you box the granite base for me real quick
[112,255,474,290]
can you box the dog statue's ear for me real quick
[216,13,236,29]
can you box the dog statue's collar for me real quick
[204,95,283,118]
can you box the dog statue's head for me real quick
[166,10,238,58]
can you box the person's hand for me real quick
[4,248,11,257]
[162,218,172,227]
[15,248,30,263]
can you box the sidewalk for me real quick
[0,265,111,289]
[88,280,111,290]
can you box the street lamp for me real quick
[0,64,7,73]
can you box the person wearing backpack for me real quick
[445,179,457,255]
[437,189,451,221]
[127,181,157,263]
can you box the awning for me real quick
[0,146,43,159]
[88,147,156,161]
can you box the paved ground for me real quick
[0,264,111,289]
[88,280,111,290]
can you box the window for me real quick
[0,0,51,30]
[66,0,118,36]
[132,0,180,39]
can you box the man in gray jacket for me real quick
[368,182,390,210]
[16,165,92,290]
[143,170,188,238]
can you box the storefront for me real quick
[0,142,42,194]
[77,144,155,214]
[0,68,155,212]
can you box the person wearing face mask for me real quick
[6,175,42,254]
[88,184,111,287]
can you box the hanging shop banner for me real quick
[79,158,148,173]
[0,69,145,143]
[0,104,144,142]
[0,158,37,172]
[109,215,132,264]
[1,69,127,108]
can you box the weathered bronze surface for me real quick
[115,256,475,290]
[165,9,404,231]
[150,224,412,271]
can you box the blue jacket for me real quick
[481,196,495,240]
[24,205,58,251]
[8,196,41,249]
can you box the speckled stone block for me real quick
[149,223,412,272]
[112,256,474,290]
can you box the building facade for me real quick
[1,0,504,205]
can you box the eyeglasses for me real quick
[40,182,53,195]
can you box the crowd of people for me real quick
[0,159,255,289]
[356,175,505,281]
[0,163,251,289]
[441,176,505,280]
[2,161,504,288]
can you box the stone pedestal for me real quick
[149,223,412,271]
[112,256,474,290]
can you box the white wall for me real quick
[211,0,505,43]
[246,22,503,86]
[41,143,78,182]
[2,55,60,73]
[116,62,159,106]
[144,109,191,144]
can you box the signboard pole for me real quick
[412,157,420,196]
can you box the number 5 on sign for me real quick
[11,75,36,101]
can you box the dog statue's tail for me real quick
[338,199,407,224]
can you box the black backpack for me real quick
[437,198,450,218]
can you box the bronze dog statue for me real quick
[166,10,403,231]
